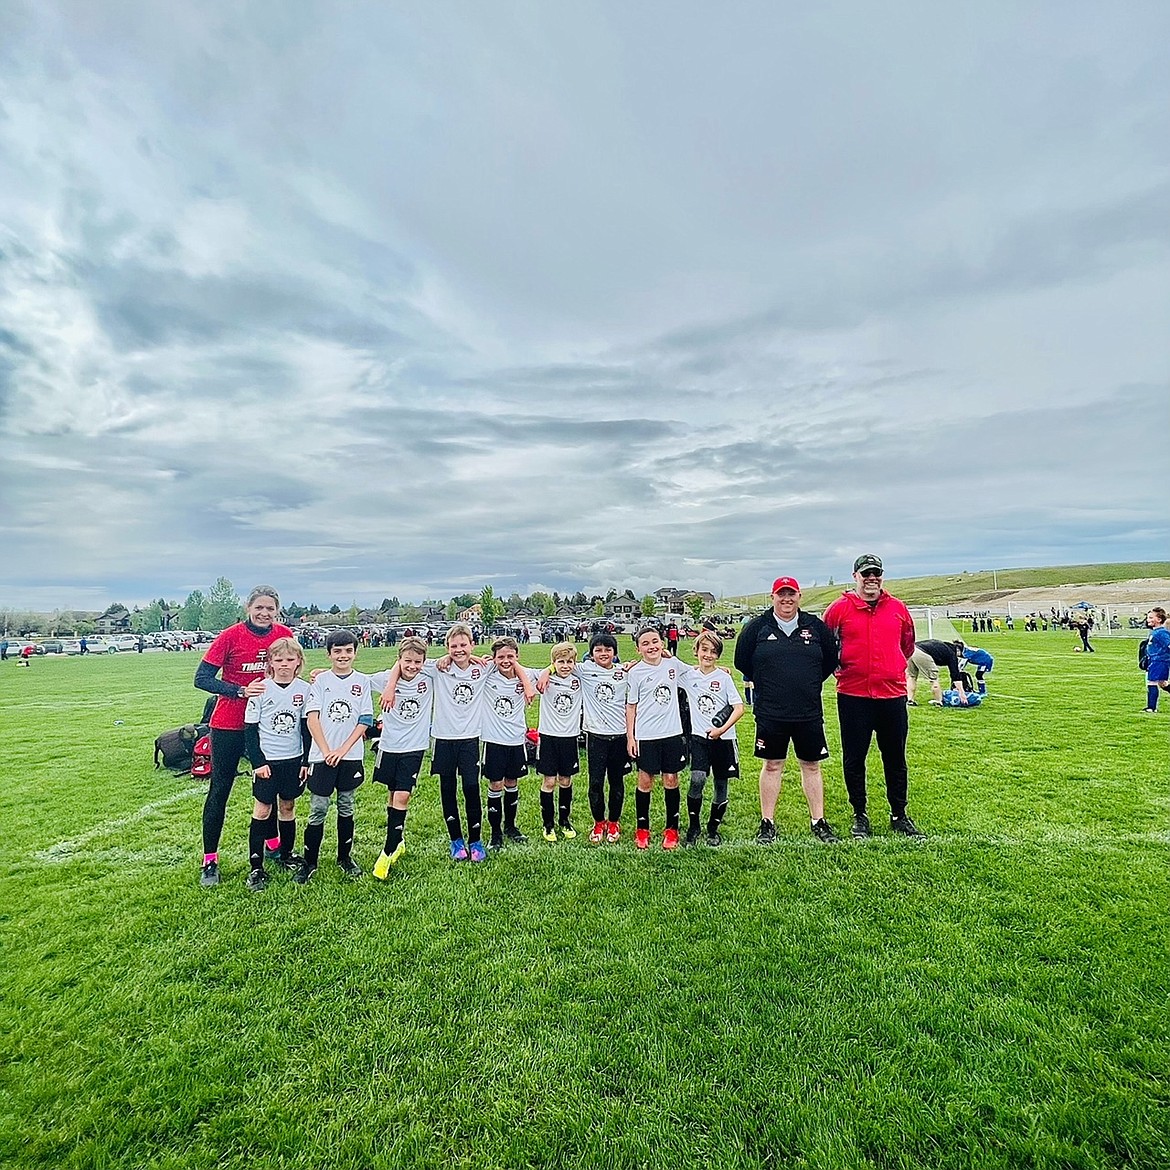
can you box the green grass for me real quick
[2,636,1168,1169]
[734,561,1170,611]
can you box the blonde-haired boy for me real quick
[242,636,311,890]
[535,642,583,840]
[369,636,434,878]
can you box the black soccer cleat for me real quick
[889,814,926,840]
[810,819,840,843]
[199,860,220,888]
[756,818,777,845]
[292,861,317,885]
[245,867,270,892]
[850,812,872,839]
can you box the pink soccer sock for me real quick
[203,852,218,865]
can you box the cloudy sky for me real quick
[1,1,1166,612]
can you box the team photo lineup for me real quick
[188,553,1091,892]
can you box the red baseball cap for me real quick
[771,577,800,593]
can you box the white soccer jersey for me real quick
[430,660,488,740]
[306,669,373,762]
[626,658,687,740]
[538,670,584,737]
[370,668,434,754]
[480,667,529,746]
[576,660,628,736]
[682,668,742,736]
[244,678,311,762]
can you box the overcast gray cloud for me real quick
[0,0,1166,612]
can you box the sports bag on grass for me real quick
[190,733,212,779]
[154,723,208,771]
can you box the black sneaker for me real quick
[756,818,777,845]
[199,860,220,887]
[292,861,317,885]
[706,829,723,847]
[890,814,926,839]
[850,812,872,839]
[488,832,505,851]
[274,852,303,873]
[810,819,840,843]
[245,867,269,892]
[683,826,702,848]
[503,826,528,844]
[337,857,362,878]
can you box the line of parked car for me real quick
[2,631,214,657]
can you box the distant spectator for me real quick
[1143,608,1169,713]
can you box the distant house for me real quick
[95,605,132,634]
[606,597,640,619]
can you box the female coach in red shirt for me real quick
[194,585,293,887]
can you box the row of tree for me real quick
[3,581,721,638]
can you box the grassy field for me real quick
[1,633,1168,1169]
[734,561,1170,611]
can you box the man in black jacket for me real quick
[734,577,840,843]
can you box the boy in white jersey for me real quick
[576,633,630,844]
[243,637,311,891]
[382,623,489,862]
[480,637,536,850]
[681,631,744,847]
[625,624,689,850]
[295,629,373,884]
[369,637,434,879]
[535,642,584,841]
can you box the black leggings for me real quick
[586,734,628,822]
[202,728,245,854]
[836,694,909,818]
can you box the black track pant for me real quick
[836,694,909,819]
[203,728,245,854]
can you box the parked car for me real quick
[111,634,140,652]
[85,637,119,654]
[39,639,65,654]
[61,640,82,655]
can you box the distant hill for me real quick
[731,562,1170,613]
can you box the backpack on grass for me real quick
[190,733,212,779]
[153,723,210,772]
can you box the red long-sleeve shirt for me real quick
[822,590,916,699]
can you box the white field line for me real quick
[34,786,204,862]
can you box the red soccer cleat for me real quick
[634,828,651,850]
[589,821,606,844]
[606,821,621,844]
[662,827,680,851]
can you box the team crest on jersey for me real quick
[653,684,672,705]
[327,698,353,722]
[292,693,303,706]
[257,649,268,661]
[696,693,718,716]
[553,693,573,714]
[350,683,362,696]
[614,670,624,681]
[453,683,474,705]
[596,682,615,703]
[800,628,813,643]
[470,668,481,680]
[514,682,524,695]
[417,680,428,694]
[570,678,580,690]
[272,711,297,735]
[495,696,516,717]
[399,698,421,721]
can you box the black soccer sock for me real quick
[337,815,355,862]
[540,790,555,831]
[686,795,703,833]
[264,808,279,849]
[303,822,324,867]
[707,800,728,835]
[664,787,681,832]
[384,808,396,854]
[439,773,462,841]
[609,776,625,823]
[588,772,606,821]
[558,784,574,825]
[248,817,267,870]
[388,807,407,853]
[464,782,483,844]
[503,785,520,829]
[487,792,503,836]
[278,817,297,859]
[635,788,651,830]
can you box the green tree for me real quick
[686,595,705,626]
[594,600,605,617]
[346,602,360,625]
[204,578,243,631]
[401,604,424,623]
[479,586,500,627]
[641,595,657,617]
[132,601,164,633]
[542,594,556,617]
[379,597,399,613]
[445,599,460,621]
[328,604,341,615]
[180,589,206,630]
[605,588,617,602]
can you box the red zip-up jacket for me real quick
[822,590,916,699]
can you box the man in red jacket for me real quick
[822,554,925,840]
